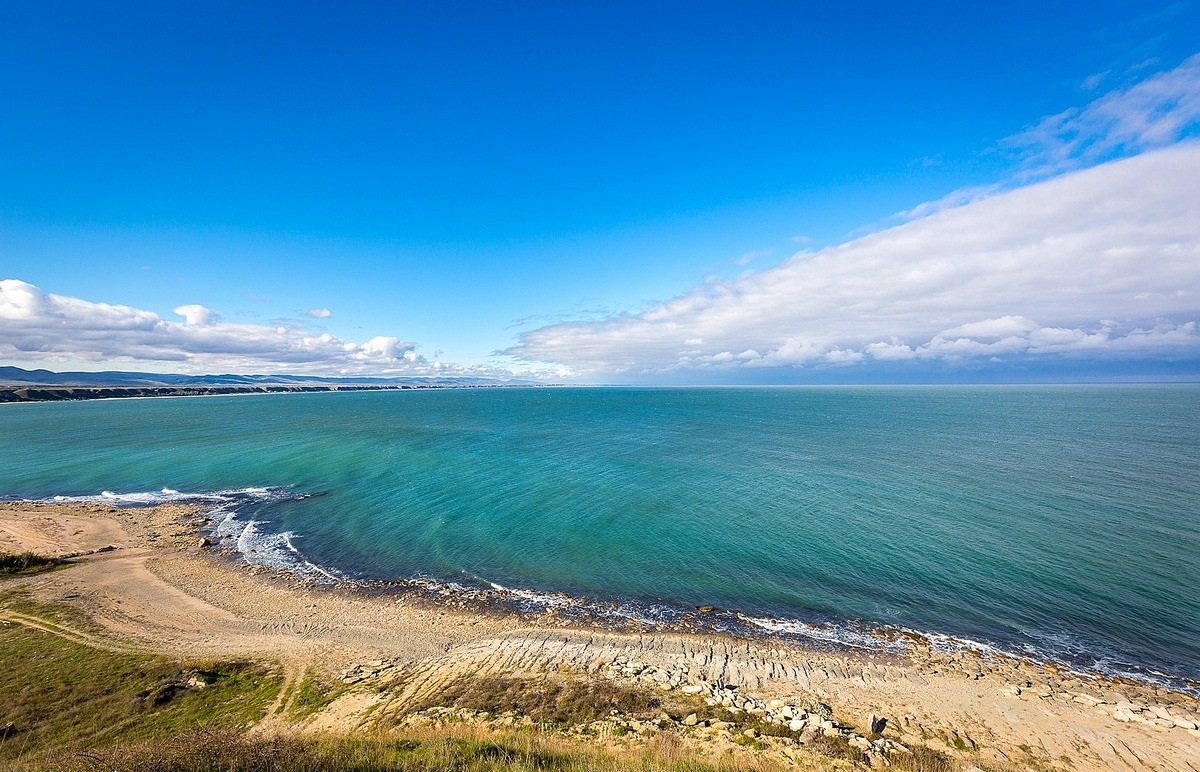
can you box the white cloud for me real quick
[307,307,332,319]
[508,142,1200,376]
[174,304,213,326]
[1009,53,1200,175]
[0,279,433,374]
[891,54,1200,226]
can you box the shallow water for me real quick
[3,386,1198,690]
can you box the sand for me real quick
[1,501,1198,770]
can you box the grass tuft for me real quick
[0,551,65,577]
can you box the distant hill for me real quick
[0,365,537,388]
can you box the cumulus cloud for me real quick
[508,142,1200,376]
[0,279,432,374]
[307,307,332,319]
[174,304,214,326]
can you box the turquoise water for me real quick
[2,386,1198,690]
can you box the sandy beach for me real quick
[1,500,1198,771]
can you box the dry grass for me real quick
[25,724,793,771]
[413,675,666,724]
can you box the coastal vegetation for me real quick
[0,593,963,771]
[0,552,64,577]
[0,598,280,767]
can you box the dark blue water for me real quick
[2,386,1197,689]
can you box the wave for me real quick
[33,486,343,583]
[19,485,1199,696]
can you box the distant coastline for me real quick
[0,365,542,402]
[0,382,522,403]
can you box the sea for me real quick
[2,386,1197,692]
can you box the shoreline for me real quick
[187,488,1200,698]
[2,500,1199,770]
[16,487,1199,699]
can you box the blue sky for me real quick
[1,1,1199,382]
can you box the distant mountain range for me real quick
[0,365,538,388]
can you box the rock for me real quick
[809,702,834,720]
[742,728,759,738]
[1113,708,1137,722]
[696,605,716,613]
[868,713,887,734]
[799,725,821,744]
[710,721,732,731]
[680,684,704,694]
[1173,717,1199,730]
[849,735,872,751]
[788,718,808,732]
[681,713,699,727]
[198,537,211,549]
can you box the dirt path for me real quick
[0,608,143,654]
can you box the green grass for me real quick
[288,671,349,721]
[0,614,280,764]
[0,551,66,578]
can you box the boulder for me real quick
[681,713,699,726]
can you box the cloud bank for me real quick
[508,142,1200,378]
[0,279,435,374]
